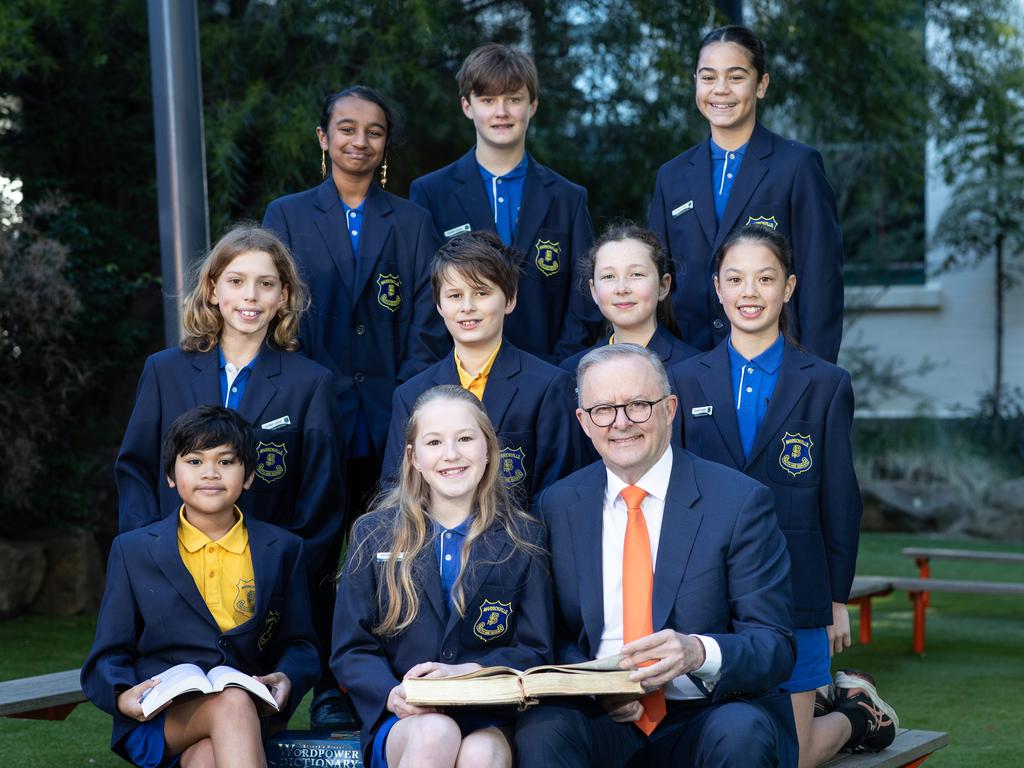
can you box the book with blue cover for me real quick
[267,730,362,768]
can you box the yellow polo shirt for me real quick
[177,507,256,632]
[455,341,502,400]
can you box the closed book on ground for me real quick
[403,656,643,709]
[140,663,278,718]
[267,729,362,768]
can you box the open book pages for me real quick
[403,655,644,709]
[140,663,279,718]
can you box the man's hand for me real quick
[620,630,706,690]
[828,602,851,656]
[115,678,161,722]
[254,671,292,713]
[599,693,645,723]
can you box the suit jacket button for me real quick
[713,319,725,329]
[442,649,454,660]
[355,324,366,335]
[354,372,366,384]
[218,639,226,648]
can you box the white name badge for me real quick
[671,200,694,218]
[261,415,291,430]
[376,551,406,561]
[691,406,713,417]
[444,223,472,238]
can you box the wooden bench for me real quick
[0,669,86,721]
[853,575,1024,653]
[822,728,948,768]
[902,546,1024,606]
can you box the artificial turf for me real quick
[0,532,1021,767]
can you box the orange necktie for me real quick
[620,484,666,735]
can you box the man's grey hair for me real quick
[574,343,672,407]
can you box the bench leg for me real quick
[910,590,927,654]
[854,597,873,645]
[915,557,931,607]
[901,755,936,768]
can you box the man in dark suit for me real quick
[515,343,798,767]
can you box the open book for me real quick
[140,663,278,718]
[403,655,643,709]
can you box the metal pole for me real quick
[147,0,210,347]
[716,0,744,25]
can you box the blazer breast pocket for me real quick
[368,261,407,318]
[766,419,822,487]
[462,582,518,646]
[496,431,533,489]
[525,229,569,283]
[741,199,787,235]
[252,428,299,493]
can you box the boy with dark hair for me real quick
[382,230,580,504]
[410,42,601,362]
[82,405,319,768]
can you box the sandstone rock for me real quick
[0,538,47,619]
[966,477,1024,542]
[860,480,966,533]
[30,529,104,616]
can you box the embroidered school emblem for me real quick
[233,578,256,616]
[376,273,402,311]
[534,239,561,277]
[474,599,512,641]
[746,215,779,230]
[499,446,526,486]
[256,442,287,482]
[779,432,814,476]
[258,610,281,651]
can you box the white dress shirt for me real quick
[595,447,722,699]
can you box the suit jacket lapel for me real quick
[313,179,356,294]
[442,527,510,640]
[695,343,745,468]
[238,346,280,425]
[352,184,393,300]
[684,141,718,247]
[652,448,704,630]
[190,348,222,407]
[148,515,220,630]
[744,344,813,469]
[231,519,282,633]
[480,342,521,429]
[512,157,551,254]
[712,124,772,255]
[452,149,495,231]
[568,467,606,657]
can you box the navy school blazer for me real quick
[668,340,862,627]
[331,509,553,757]
[534,448,796,765]
[381,341,580,506]
[263,180,449,456]
[649,123,844,363]
[410,148,602,361]
[115,345,345,572]
[559,325,700,465]
[81,515,319,761]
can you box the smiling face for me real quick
[695,41,769,145]
[317,95,387,179]
[714,239,796,346]
[589,238,671,336]
[167,443,252,520]
[409,398,489,513]
[436,268,515,353]
[461,86,537,153]
[210,250,287,345]
[576,355,677,485]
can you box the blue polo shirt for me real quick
[218,348,256,410]
[478,154,528,245]
[710,139,748,222]
[728,334,784,460]
[434,516,472,612]
[342,199,364,258]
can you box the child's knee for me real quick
[208,686,260,722]
[180,737,215,768]
[407,712,462,751]
[456,729,511,768]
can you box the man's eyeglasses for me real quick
[581,396,669,427]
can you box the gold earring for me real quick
[320,150,327,180]
[380,156,389,189]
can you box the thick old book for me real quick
[139,663,278,718]
[402,655,643,709]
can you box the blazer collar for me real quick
[684,140,718,246]
[227,517,281,635]
[695,341,745,468]
[743,342,814,468]
[313,178,356,294]
[352,183,394,300]
[237,345,281,425]
[452,148,496,232]
[189,348,221,407]
[148,514,220,631]
[441,525,511,642]
[512,155,553,253]
[480,341,521,428]
[712,123,774,254]
[648,326,678,364]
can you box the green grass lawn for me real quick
[1,532,1022,766]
